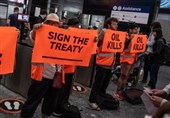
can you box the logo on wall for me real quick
[72,83,87,93]
[113,6,122,11]
[0,98,24,114]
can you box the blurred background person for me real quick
[35,9,47,23]
[7,7,20,29]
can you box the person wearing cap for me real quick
[20,13,61,118]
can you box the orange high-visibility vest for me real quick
[64,65,76,74]
[120,39,137,64]
[31,64,44,81]
[96,48,116,66]
[120,52,137,64]
[31,64,65,83]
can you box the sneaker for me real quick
[52,111,63,117]
[89,103,100,111]
[114,91,124,101]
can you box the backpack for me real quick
[122,88,143,105]
[60,102,81,118]
[96,93,119,110]
[161,38,170,66]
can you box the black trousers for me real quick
[20,77,59,118]
[143,54,152,82]
[55,73,74,112]
[89,66,111,103]
[150,63,160,89]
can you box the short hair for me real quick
[105,17,118,28]
[128,22,139,29]
[67,18,80,26]
[40,9,47,15]
[14,7,19,12]
[151,22,162,29]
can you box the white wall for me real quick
[158,13,170,41]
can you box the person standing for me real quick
[20,13,61,118]
[7,7,21,29]
[115,23,139,100]
[53,18,79,117]
[89,17,118,110]
[149,28,165,89]
[142,22,162,84]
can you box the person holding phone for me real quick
[150,83,170,107]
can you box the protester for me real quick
[53,18,79,117]
[115,23,139,100]
[20,13,61,118]
[88,17,118,110]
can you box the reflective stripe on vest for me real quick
[97,53,115,57]
[120,55,135,58]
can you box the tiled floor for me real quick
[0,66,170,118]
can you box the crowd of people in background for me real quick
[3,6,170,118]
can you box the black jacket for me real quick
[152,38,165,64]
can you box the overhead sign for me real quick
[130,34,147,53]
[0,27,18,74]
[32,25,96,67]
[101,30,126,53]
[111,6,150,24]
[0,98,24,114]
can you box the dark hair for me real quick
[67,18,80,26]
[128,22,139,29]
[14,7,19,12]
[151,22,162,29]
[153,102,170,118]
[105,17,118,28]
[152,28,163,40]
[40,9,47,15]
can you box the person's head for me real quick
[152,28,163,40]
[44,13,60,27]
[151,22,162,31]
[153,102,170,118]
[67,18,80,27]
[40,9,47,19]
[105,17,118,30]
[128,22,139,34]
[14,7,19,14]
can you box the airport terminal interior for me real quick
[0,0,170,118]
